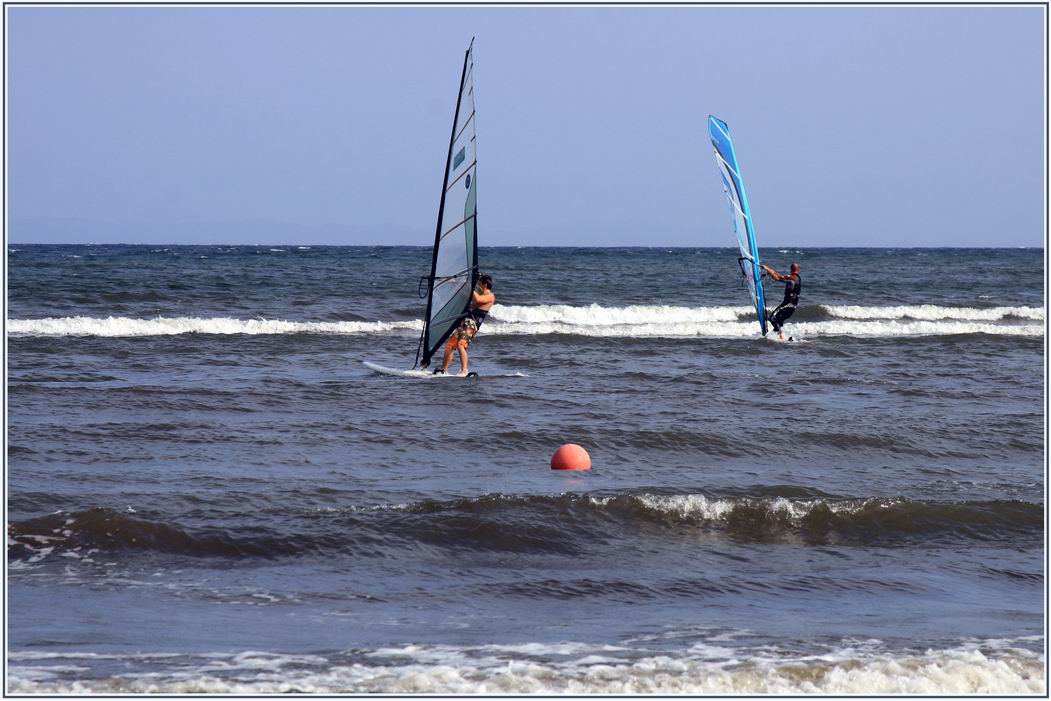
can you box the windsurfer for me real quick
[435,273,495,376]
[761,262,802,340]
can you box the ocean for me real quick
[6,244,1045,694]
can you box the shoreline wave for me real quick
[6,641,1044,694]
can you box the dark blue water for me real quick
[7,244,1045,693]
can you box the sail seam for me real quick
[439,213,476,241]
[722,190,749,221]
[714,150,742,181]
[710,117,732,143]
[428,285,472,334]
[715,157,749,220]
[453,111,476,144]
[445,160,477,193]
[423,265,477,284]
[451,110,477,145]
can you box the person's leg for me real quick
[779,306,796,339]
[457,341,469,376]
[439,335,457,373]
[768,304,785,338]
[769,304,794,340]
[456,320,477,375]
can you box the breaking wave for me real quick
[8,493,1042,566]
[8,304,1042,338]
[821,304,1044,321]
[6,316,420,337]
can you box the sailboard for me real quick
[708,115,768,336]
[414,38,480,368]
[362,361,525,379]
[363,361,477,379]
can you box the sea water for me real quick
[6,245,1045,693]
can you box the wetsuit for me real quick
[768,273,801,333]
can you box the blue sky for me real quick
[7,5,1045,246]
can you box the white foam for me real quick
[493,302,1044,324]
[7,304,1043,338]
[7,316,421,337]
[825,304,1044,321]
[626,494,881,523]
[6,644,1042,694]
[491,312,1043,338]
[9,665,91,682]
[788,319,1043,338]
[8,651,187,661]
[490,303,748,325]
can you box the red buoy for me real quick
[551,443,591,471]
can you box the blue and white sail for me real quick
[417,40,479,367]
[708,115,767,336]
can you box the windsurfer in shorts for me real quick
[761,262,801,341]
[436,273,495,376]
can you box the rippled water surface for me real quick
[6,244,1045,693]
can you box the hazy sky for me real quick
[7,5,1046,246]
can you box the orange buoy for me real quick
[551,443,591,471]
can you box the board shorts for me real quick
[448,316,479,349]
[768,303,796,332]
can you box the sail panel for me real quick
[419,41,479,367]
[708,115,767,336]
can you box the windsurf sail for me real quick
[708,115,767,336]
[416,39,479,367]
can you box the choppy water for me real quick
[6,244,1046,693]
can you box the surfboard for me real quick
[362,361,526,379]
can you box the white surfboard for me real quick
[362,361,527,379]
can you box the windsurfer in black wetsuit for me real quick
[761,262,801,341]
[436,273,495,376]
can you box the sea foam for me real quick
[6,643,1043,694]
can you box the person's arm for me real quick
[471,290,495,306]
[761,264,784,281]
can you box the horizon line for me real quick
[6,242,1046,250]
